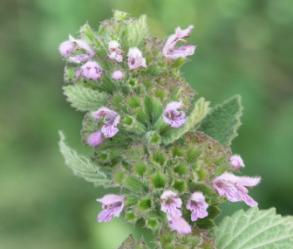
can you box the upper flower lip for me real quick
[97,194,124,205]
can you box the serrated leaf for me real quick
[162,97,210,145]
[63,85,108,112]
[126,15,149,47]
[58,131,111,187]
[215,208,293,249]
[200,95,242,145]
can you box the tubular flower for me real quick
[160,190,182,217]
[91,107,120,138]
[127,47,147,70]
[86,131,104,147]
[162,25,196,59]
[59,35,95,63]
[161,190,191,235]
[108,40,123,62]
[78,61,103,81]
[97,194,124,222]
[230,154,245,170]
[163,101,186,128]
[213,172,261,207]
[186,192,209,222]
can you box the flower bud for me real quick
[230,154,245,169]
[86,131,104,147]
[111,70,124,80]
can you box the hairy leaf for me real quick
[144,96,163,127]
[58,131,111,187]
[63,85,107,112]
[126,15,149,47]
[162,97,210,145]
[200,95,243,145]
[215,208,293,249]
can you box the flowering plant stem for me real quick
[58,10,293,249]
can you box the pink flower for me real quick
[162,25,196,59]
[59,35,95,63]
[127,48,147,70]
[91,107,120,138]
[79,61,103,80]
[160,190,191,235]
[111,70,124,81]
[163,101,186,128]
[168,215,192,235]
[97,194,124,222]
[213,172,261,207]
[160,190,182,218]
[86,131,104,147]
[230,154,245,170]
[186,192,209,222]
[108,40,123,62]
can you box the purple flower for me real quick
[108,40,123,62]
[160,190,192,235]
[127,48,147,70]
[163,101,186,128]
[230,154,245,170]
[168,215,192,235]
[97,194,124,222]
[59,35,95,63]
[186,192,209,222]
[213,172,261,207]
[78,61,103,80]
[160,190,182,217]
[111,70,124,81]
[162,25,196,59]
[86,131,104,147]
[91,107,120,138]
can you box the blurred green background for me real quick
[1,0,292,248]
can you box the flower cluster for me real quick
[59,35,147,83]
[59,12,261,248]
[160,190,208,234]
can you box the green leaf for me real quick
[144,96,163,126]
[162,97,210,145]
[200,95,243,145]
[63,85,108,112]
[58,131,111,187]
[80,23,97,45]
[126,15,149,47]
[215,208,293,249]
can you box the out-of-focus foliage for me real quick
[0,0,292,249]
